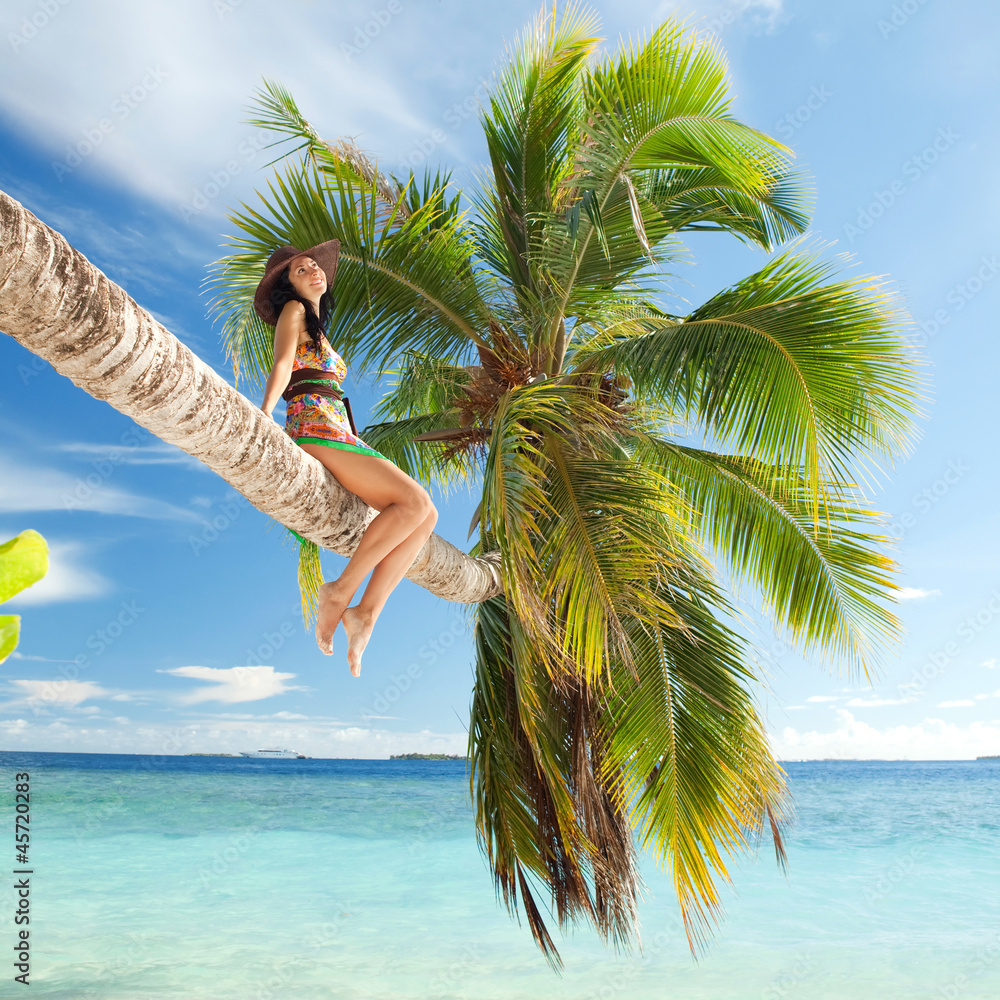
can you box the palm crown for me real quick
[208,3,923,967]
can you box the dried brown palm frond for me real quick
[247,78,411,221]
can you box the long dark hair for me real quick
[268,267,334,349]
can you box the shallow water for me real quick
[2,752,998,999]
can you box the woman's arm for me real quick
[260,301,305,418]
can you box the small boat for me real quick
[239,748,307,759]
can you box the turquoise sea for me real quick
[1,753,998,999]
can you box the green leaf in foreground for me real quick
[0,529,49,604]
[0,529,50,665]
[0,614,21,665]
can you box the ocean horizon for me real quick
[2,751,998,998]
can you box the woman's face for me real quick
[287,255,327,298]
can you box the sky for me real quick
[1,0,999,759]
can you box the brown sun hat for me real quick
[252,239,341,325]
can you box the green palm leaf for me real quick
[639,163,812,250]
[575,242,926,494]
[537,22,797,326]
[469,594,642,968]
[603,579,787,950]
[480,1,601,294]
[360,413,478,490]
[630,435,901,675]
[247,77,413,217]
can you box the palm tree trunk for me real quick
[0,189,502,603]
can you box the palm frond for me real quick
[296,534,324,630]
[247,77,412,217]
[603,578,787,951]
[469,594,643,969]
[370,350,476,420]
[630,435,902,676]
[480,0,602,298]
[360,412,482,493]
[579,22,790,190]
[538,18,795,330]
[639,162,813,251]
[536,432,694,682]
[575,242,927,497]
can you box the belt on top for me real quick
[282,367,358,435]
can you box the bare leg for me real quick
[297,443,437,658]
[341,508,437,676]
[312,496,428,654]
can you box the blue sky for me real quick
[1,0,998,758]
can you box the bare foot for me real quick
[340,606,375,677]
[315,581,352,655]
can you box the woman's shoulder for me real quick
[279,299,307,318]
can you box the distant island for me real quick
[389,753,466,760]
[976,755,1000,760]
[185,753,239,756]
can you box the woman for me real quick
[254,240,438,676]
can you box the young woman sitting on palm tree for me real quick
[254,240,438,675]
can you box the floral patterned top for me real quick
[283,334,384,460]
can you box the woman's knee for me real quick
[399,485,435,523]
[423,502,439,530]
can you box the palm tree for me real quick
[208,4,923,965]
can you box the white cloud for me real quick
[3,539,113,605]
[0,0,440,215]
[0,0,793,232]
[984,659,998,669]
[845,696,913,708]
[938,700,975,708]
[654,0,786,33]
[0,716,467,758]
[2,679,112,708]
[7,651,80,663]
[772,710,1000,760]
[159,665,306,704]
[806,695,840,703]
[50,441,201,467]
[0,451,202,521]
[897,587,942,600]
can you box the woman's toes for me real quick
[315,582,350,655]
[341,607,375,677]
